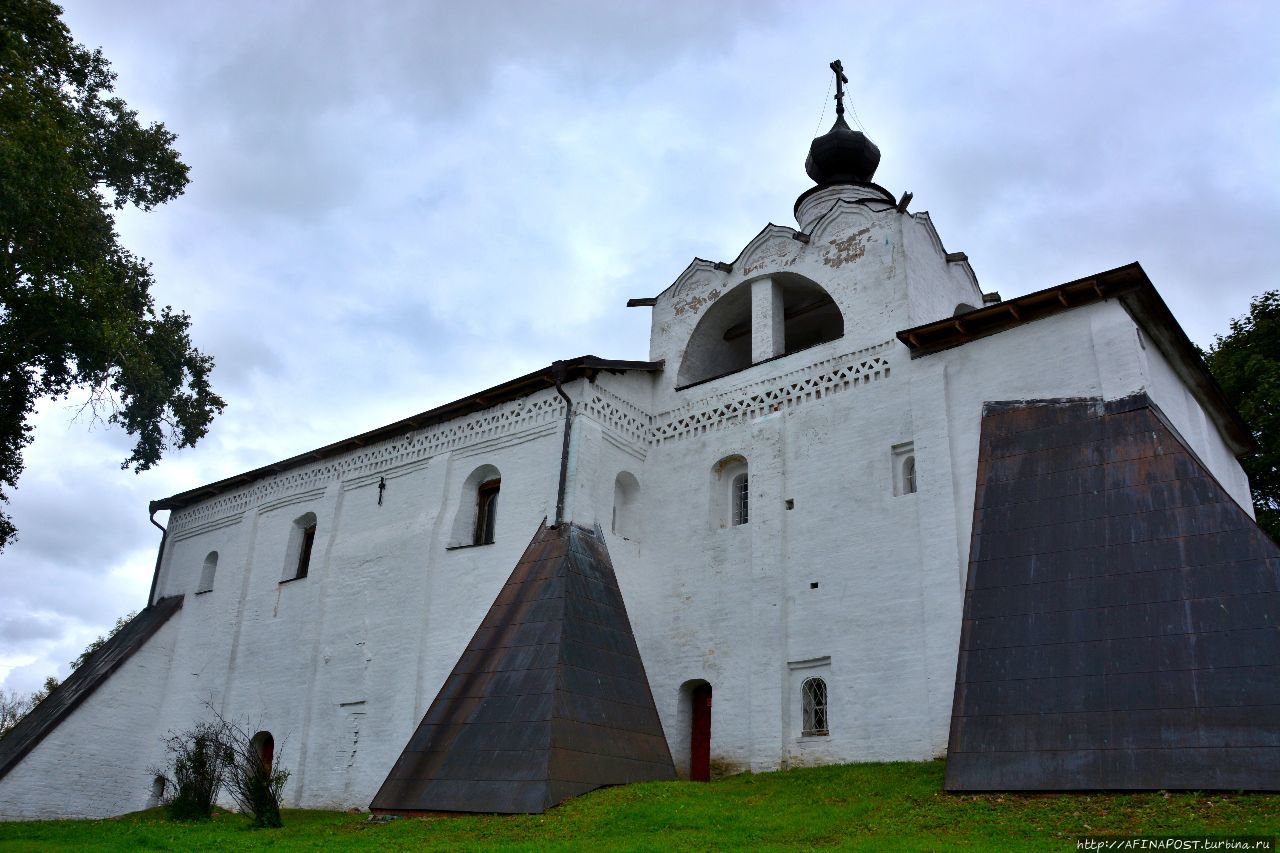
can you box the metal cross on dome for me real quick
[829,59,848,118]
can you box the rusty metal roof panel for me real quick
[946,394,1280,791]
[370,522,674,815]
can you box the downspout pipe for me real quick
[146,503,167,610]
[551,361,573,528]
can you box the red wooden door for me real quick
[690,684,712,782]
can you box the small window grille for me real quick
[296,522,317,579]
[802,677,828,736]
[731,473,749,526]
[902,455,917,495]
[474,478,500,545]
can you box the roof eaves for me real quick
[895,263,1255,457]
[151,356,663,512]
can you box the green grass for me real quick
[1,761,1276,851]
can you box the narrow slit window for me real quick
[283,512,318,582]
[802,677,828,736]
[296,522,317,579]
[732,472,749,526]
[892,442,916,497]
[474,478,500,545]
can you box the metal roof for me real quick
[0,596,185,782]
[370,522,675,814]
[896,262,1256,457]
[946,395,1280,791]
[151,356,662,513]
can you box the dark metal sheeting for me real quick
[946,395,1280,791]
[370,522,675,815]
[0,596,185,781]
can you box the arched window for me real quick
[612,471,640,539]
[712,456,749,528]
[892,441,916,497]
[450,464,502,547]
[802,677,828,736]
[474,478,500,545]
[284,512,318,581]
[196,551,218,593]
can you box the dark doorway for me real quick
[251,731,274,771]
[690,683,712,782]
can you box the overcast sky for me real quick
[2,0,1277,694]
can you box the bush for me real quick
[156,721,229,821]
[221,723,290,828]
[155,712,290,827]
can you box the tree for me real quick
[0,676,57,739]
[0,686,29,737]
[69,610,136,671]
[0,0,224,550]
[1204,290,1280,542]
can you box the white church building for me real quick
[1,64,1273,819]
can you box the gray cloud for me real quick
[3,0,1275,692]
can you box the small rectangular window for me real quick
[732,473,749,526]
[474,479,500,545]
[296,522,316,579]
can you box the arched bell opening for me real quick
[677,274,843,388]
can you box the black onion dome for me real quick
[804,114,881,185]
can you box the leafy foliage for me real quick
[0,0,224,550]
[155,710,290,827]
[1204,290,1280,541]
[68,610,136,672]
[221,723,290,828]
[156,721,229,822]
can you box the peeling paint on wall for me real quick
[823,227,872,269]
[673,288,721,318]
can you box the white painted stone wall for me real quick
[0,185,1255,817]
[0,614,181,819]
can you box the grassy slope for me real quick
[1,761,1277,851]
